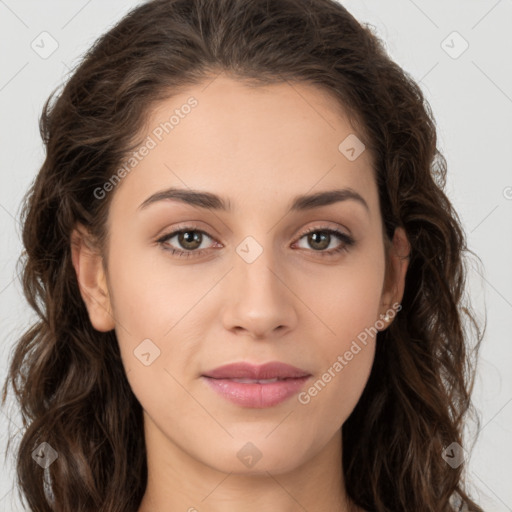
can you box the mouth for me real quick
[200,361,312,408]
[201,374,311,408]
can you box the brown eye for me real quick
[157,227,217,258]
[177,231,203,250]
[306,231,331,251]
[294,227,355,257]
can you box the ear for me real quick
[378,226,410,329]
[70,223,115,332]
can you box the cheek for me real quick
[302,243,385,343]
[106,236,200,337]
[299,304,378,430]
[300,342,376,436]
[296,248,384,421]
[105,238,219,384]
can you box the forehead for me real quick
[109,76,378,217]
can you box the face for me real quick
[73,75,409,476]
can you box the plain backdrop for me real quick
[0,1,511,510]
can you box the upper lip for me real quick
[202,361,311,380]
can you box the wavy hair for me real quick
[1,0,485,510]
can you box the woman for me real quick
[1,0,484,510]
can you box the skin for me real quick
[71,74,410,512]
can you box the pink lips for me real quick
[201,361,312,408]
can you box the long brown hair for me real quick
[1,0,485,510]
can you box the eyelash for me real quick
[156,224,355,259]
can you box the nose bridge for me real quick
[221,232,296,337]
[235,233,283,302]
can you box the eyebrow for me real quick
[138,187,369,214]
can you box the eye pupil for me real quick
[309,232,329,250]
[179,231,202,250]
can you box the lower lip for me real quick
[202,376,311,408]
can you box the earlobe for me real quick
[70,224,115,332]
[379,226,410,328]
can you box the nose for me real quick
[220,241,298,340]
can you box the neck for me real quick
[137,413,361,512]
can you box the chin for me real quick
[199,438,310,476]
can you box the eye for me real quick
[156,225,218,258]
[293,226,355,257]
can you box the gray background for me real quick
[0,0,511,510]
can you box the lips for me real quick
[201,361,312,407]
[202,361,311,381]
